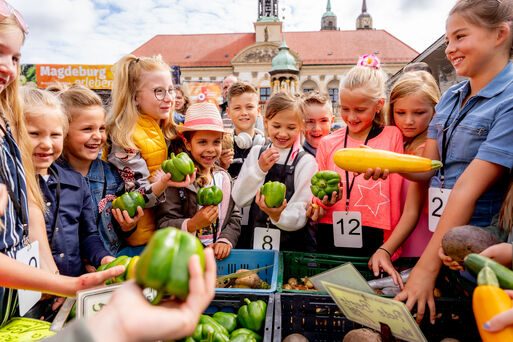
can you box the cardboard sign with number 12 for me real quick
[332,211,363,248]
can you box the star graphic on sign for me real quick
[353,181,390,216]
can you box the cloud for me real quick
[10,0,456,64]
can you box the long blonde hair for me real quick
[340,65,387,126]
[107,54,177,151]
[0,15,45,211]
[21,87,68,136]
[388,71,441,126]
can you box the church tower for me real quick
[356,0,373,30]
[258,0,279,21]
[321,0,337,31]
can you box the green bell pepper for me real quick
[229,334,257,342]
[192,322,229,342]
[236,298,267,332]
[197,185,223,206]
[259,181,286,208]
[112,191,145,217]
[310,170,341,200]
[136,227,205,303]
[162,152,195,182]
[98,255,131,284]
[213,312,237,333]
[200,315,229,336]
[230,328,262,342]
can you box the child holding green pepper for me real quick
[232,92,317,251]
[156,103,241,259]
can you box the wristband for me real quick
[313,196,331,210]
[378,247,392,259]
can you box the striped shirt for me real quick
[0,122,29,258]
[0,119,29,326]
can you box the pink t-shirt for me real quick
[316,126,403,233]
[399,141,432,257]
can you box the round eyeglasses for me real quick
[153,87,175,101]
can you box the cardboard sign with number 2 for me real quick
[333,211,363,248]
[428,187,451,232]
[253,227,280,251]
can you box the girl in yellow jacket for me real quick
[106,55,194,256]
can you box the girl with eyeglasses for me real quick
[105,54,195,256]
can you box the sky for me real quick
[10,0,456,65]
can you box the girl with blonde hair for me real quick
[369,70,440,285]
[0,2,121,325]
[106,54,194,255]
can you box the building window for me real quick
[329,88,339,105]
[303,88,314,93]
[260,87,271,101]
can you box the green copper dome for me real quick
[270,36,298,73]
[322,0,336,17]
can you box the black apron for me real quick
[241,145,306,251]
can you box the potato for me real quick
[283,333,309,342]
[288,278,298,287]
[343,328,381,342]
[442,225,500,262]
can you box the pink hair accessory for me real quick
[357,54,381,70]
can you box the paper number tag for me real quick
[428,187,451,232]
[15,241,42,316]
[241,206,250,226]
[332,211,363,248]
[253,227,280,251]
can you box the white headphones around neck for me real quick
[234,132,266,149]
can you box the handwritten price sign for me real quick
[323,281,427,342]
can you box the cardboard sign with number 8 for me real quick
[253,227,281,251]
[332,211,363,248]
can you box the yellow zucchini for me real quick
[333,146,442,173]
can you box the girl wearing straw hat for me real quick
[156,102,241,259]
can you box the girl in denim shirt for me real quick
[392,0,513,324]
[57,85,142,257]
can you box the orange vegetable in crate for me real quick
[333,146,442,173]
[473,264,513,342]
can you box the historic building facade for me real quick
[132,0,418,111]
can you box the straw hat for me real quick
[176,102,228,134]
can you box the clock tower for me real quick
[356,0,373,30]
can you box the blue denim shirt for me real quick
[57,158,125,256]
[428,62,513,225]
[39,163,110,276]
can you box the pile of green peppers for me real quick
[112,191,146,217]
[259,181,286,208]
[310,170,341,200]
[96,255,139,285]
[181,298,267,342]
[162,152,195,182]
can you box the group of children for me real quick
[1,0,513,334]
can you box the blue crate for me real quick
[216,249,278,293]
